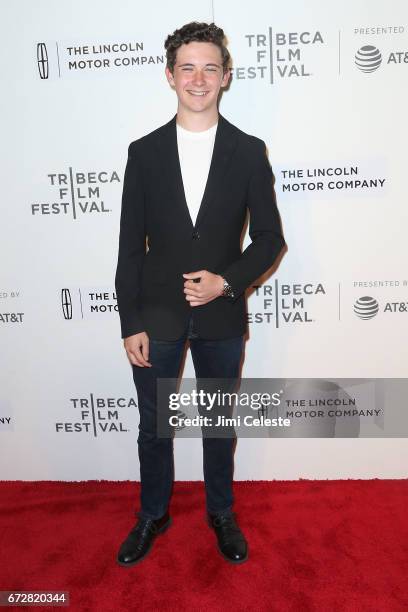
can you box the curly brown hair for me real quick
[164,22,231,74]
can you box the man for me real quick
[115,22,285,566]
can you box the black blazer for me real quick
[115,113,286,341]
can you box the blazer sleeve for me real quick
[220,139,285,300]
[114,142,146,338]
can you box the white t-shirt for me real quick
[176,121,218,226]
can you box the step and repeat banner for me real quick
[1,0,407,479]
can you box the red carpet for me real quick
[0,480,407,611]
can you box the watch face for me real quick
[223,282,234,298]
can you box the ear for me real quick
[221,69,231,88]
[165,66,175,86]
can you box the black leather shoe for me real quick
[117,511,172,567]
[208,512,248,564]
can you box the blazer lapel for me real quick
[156,112,239,230]
[195,114,238,229]
[156,114,192,230]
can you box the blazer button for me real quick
[192,231,200,240]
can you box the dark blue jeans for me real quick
[131,316,244,520]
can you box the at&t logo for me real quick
[355,45,382,72]
[354,296,379,319]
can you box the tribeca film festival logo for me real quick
[0,290,24,326]
[247,280,326,326]
[36,40,164,80]
[31,169,120,219]
[55,394,136,436]
[354,25,407,73]
[61,288,118,320]
[352,279,408,319]
[232,29,325,83]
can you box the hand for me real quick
[123,332,151,367]
[183,270,224,307]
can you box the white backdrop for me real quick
[1,0,407,480]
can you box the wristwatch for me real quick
[222,277,235,299]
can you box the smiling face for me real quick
[165,41,230,117]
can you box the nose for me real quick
[192,69,205,86]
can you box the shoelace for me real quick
[213,514,243,542]
[129,518,158,550]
